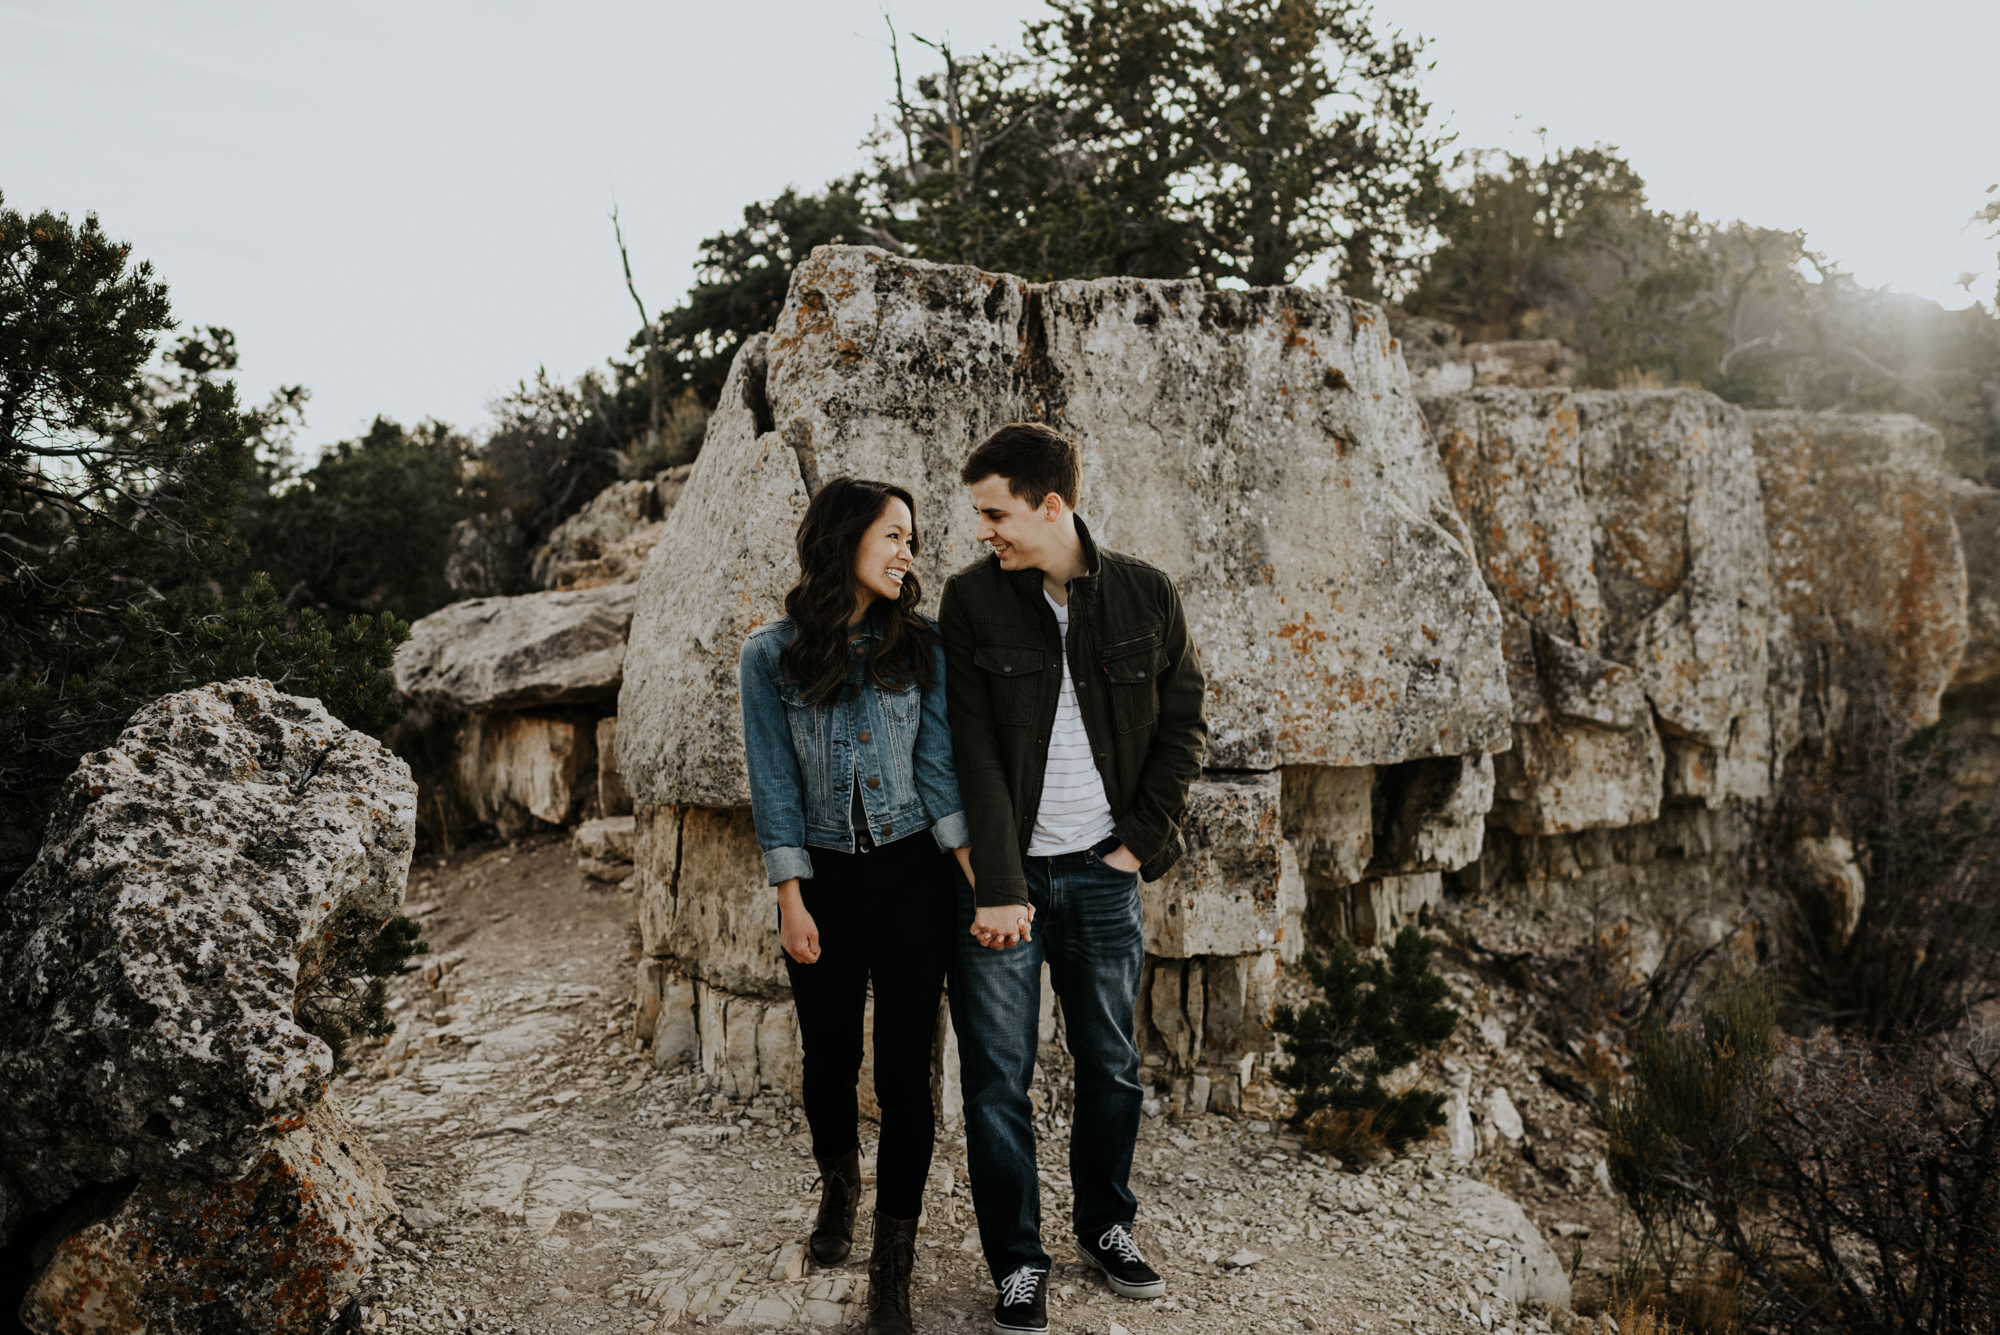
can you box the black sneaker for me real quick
[991,1264,1049,1334]
[1077,1223,1166,1299]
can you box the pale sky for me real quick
[4,0,1995,455]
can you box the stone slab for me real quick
[1145,774,1304,961]
[395,582,635,714]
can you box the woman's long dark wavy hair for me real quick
[779,476,938,708]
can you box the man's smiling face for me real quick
[969,475,1058,571]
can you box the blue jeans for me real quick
[948,839,1145,1284]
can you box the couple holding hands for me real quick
[736,422,1206,1335]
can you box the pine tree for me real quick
[1272,925,1460,1153]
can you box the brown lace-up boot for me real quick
[808,1148,863,1266]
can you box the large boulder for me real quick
[1446,1178,1572,1309]
[620,246,1514,808]
[21,1100,390,1335]
[394,582,636,714]
[1424,388,1779,833]
[1949,477,2000,692]
[0,679,415,1230]
[1749,411,1967,731]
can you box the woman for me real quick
[737,477,973,1335]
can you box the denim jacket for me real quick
[738,615,969,885]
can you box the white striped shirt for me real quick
[1027,591,1118,856]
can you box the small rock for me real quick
[1224,1250,1265,1269]
[1485,1087,1524,1142]
[553,1090,582,1106]
[1478,1016,1509,1050]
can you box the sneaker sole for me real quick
[991,1317,1049,1335]
[1076,1246,1167,1299]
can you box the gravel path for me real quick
[338,833,1604,1335]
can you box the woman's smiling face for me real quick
[851,495,915,620]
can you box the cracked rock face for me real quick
[21,1099,390,1335]
[0,679,416,1224]
[1426,388,1779,833]
[620,246,1513,809]
[1746,413,1967,735]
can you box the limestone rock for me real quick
[394,582,636,714]
[1281,765,1374,887]
[21,1099,390,1335]
[455,712,598,837]
[1428,388,1779,830]
[1145,775,1304,961]
[1446,1179,1571,1309]
[1345,871,1443,945]
[1950,478,2000,691]
[532,477,679,591]
[575,815,636,863]
[634,805,788,1000]
[620,337,810,810]
[1750,411,1967,730]
[0,680,415,1222]
[596,716,631,816]
[1143,951,1277,1070]
[621,247,1513,809]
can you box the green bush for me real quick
[1601,980,1777,1284]
[0,196,407,877]
[1272,925,1460,1154]
[295,914,428,1077]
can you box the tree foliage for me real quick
[1272,925,1459,1154]
[0,195,406,872]
[239,416,471,621]
[648,1,1447,407]
[1407,149,2000,475]
[875,0,1445,293]
[657,184,874,408]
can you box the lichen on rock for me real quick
[0,679,415,1231]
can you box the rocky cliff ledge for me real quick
[608,245,1976,1110]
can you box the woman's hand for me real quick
[952,846,976,889]
[777,878,820,964]
[972,904,1035,950]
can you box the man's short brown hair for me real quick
[961,421,1080,509]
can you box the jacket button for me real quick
[1002,665,1012,673]
[858,730,871,743]
[867,777,881,789]
[881,825,893,837]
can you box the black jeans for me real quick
[784,832,954,1220]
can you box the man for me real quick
[938,422,1207,1335]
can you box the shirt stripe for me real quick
[1028,592,1117,856]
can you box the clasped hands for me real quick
[966,843,1140,951]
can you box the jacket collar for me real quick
[1001,513,1101,599]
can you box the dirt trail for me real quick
[340,833,1601,1334]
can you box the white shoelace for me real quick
[1097,1223,1145,1265]
[996,1265,1045,1307]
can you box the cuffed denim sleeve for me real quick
[930,810,970,851]
[762,845,815,885]
[738,631,815,885]
[914,634,970,849]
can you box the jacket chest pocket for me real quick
[1102,629,1166,734]
[973,643,1046,725]
[879,681,920,726]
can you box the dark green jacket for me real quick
[938,516,1207,908]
